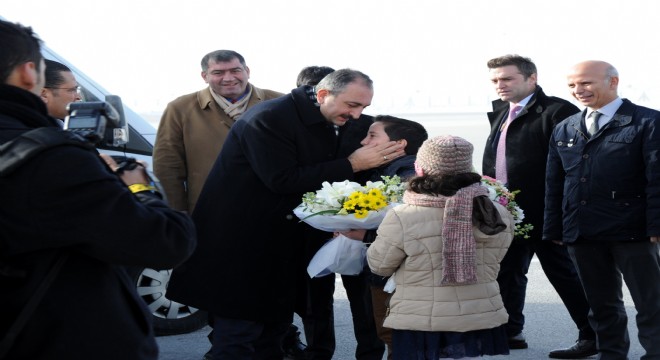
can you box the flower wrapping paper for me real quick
[293,204,396,232]
[293,176,405,232]
[307,234,367,277]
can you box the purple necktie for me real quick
[495,105,522,184]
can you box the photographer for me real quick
[0,19,196,360]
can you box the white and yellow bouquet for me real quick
[293,175,405,232]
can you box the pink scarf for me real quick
[402,183,488,285]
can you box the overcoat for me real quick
[482,86,579,240]
[153,84,282,212]
[167,86,368,322]
[0,84,196,360]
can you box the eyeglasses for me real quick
[45,86,81,95]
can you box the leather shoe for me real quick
[282,326,307,360]
[548,339,597,359]
[508,332,528,349]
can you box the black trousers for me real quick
[497,238,594,340]
[568,241,660,360]
[210,316,289,360]
[302,271,385,360]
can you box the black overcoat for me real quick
[482,86,579,240]
[168,86,368,322]
[0,85,196,360]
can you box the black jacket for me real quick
[168,86,366,322]
[482,86,579,240]
[543,99,660,242]
[0,84,196,360]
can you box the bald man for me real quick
[544,60,660,359]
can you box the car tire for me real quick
[127,267,208,336]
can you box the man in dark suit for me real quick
[167,69,404,360]
[294,66,384,360]
[482,54,596,359]
[544,60,660,360]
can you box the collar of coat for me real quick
[290,85,330,127]
[0,84,60,129]
[197,83,276,111]
[489,85,549,120]
[566,98,634,130]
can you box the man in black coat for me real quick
[294,66,384,360]
[167,69,405,359]
[0,20,196,360]
[482,54,596,359]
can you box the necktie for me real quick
[495,105,522,184]
[588,111,602,136]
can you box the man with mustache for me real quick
[167,69,405,359]
[153,50,283,359]
[154,50,282,214]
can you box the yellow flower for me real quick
[299,175,405,220]
[354,208,368,219]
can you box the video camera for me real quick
[62,95,166,201]
[63,95,128,147]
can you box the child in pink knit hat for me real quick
[367,134,515,360]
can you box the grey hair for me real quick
[606,64,619,82]
[316,68,373,95]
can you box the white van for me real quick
[41,44,207,336]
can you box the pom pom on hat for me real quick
[415,135,473,176]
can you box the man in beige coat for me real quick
[152,50,284,360]
[153,49,282,213]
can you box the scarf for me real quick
[305,85,320,106]
[402,182,488,285]
[210,85,253,120]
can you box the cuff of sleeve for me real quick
[128,183,158,194]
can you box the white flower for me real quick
[364,180,384,190]
[297,175,405,231]
[313,180,363,209]
[513,205,525,223]
[486,186,498,201]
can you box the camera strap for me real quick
[0,127,93,177]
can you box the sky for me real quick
[3,0,659,119]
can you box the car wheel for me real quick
[128,267,208,336]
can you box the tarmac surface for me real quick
[157,256,644,359]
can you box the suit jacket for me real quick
[482,86,579,240]
[153,84,282,212]
[167,86,363,322]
